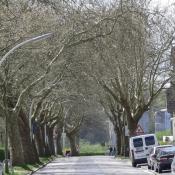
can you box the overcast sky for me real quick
[153,0,174,8]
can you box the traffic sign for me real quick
[134,124,144,135]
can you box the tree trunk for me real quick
[8,111,25,165]
[48,127,55,155]
[124,136,129,157]
[35,127,45,157]
[18,110,39,164]
[56,133,63,155]
[67,134,79,156]
[41,125,51,156]
[127,115,138,136]
[115,129,121,155]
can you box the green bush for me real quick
[79,140,107,156]
[156,129,172,145]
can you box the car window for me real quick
[133,138,143,147]
[159,147,175,156]
[145,136,155,146]
[155,146,172,154]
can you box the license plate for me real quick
[136,147,143,151]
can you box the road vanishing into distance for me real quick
[32,156,172,175]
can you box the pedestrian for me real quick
[109,146,113,156]
[76,145,80,153]
[112,147,116,156]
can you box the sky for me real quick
[153,0,174,8]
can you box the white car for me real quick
[129,134,158,167]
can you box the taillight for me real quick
[160,157,167,161]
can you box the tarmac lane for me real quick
[33,156,155,175]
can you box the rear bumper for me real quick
[135,158,147,164]
[159,162,172,170]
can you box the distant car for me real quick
[147,145,172,170]
[153,146,175,173]
[129,134,158,167]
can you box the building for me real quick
[155,109,171,132]
[139,112,150,134]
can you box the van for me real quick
[129,134,158,167]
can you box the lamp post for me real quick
[1,33,53,173]
[106,120,112,146]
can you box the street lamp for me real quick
[0,33,53,67]
[0,33,53,173]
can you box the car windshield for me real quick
[155,146,172,154]
[159,147,175,156]
[133,138,143,147]
[145,136,155,146]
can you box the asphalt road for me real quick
[141,165,172,175]
[33,156,156,175]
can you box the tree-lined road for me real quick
[33,156,154,175]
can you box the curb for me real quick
[27,156,57,175]
[140,166,159,175]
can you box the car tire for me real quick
[132,160,137,167]
[148,164,151,169]
[158,165,162,174]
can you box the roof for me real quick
[130,134,156,139]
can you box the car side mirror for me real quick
[151,154,156,159]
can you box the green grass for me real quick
[3,156,56,175]
[13,156,54,175]
[156,129,172,145]
[79,140,107,156]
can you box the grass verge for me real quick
[156,129,172,145]
[3,156,56,175]
[79,140,107,156]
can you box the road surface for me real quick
[141,165,172,175]
[33,156,155,175]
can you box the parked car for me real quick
[129,134,158,167]
[147,145,172,170]
[153,146,175,173]
[171,155,175,174]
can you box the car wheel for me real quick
[132,160,137,167]
[154,163,158,172]
[148,164,151,169]
[158,165,162,174]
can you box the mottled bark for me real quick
[35,127,45,157]
[8,112,25,165]
[56,133,63,155]
[18,110,39,164]
[41,125,51,156]
[127,115,138,136]
[67,134,79,156]
[114,127,121,155]
[48,127,55,155]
